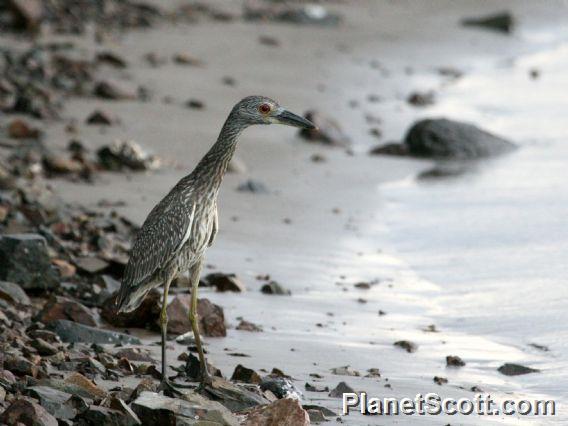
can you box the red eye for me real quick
[259,103,271,114]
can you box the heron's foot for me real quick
[197,371,214,390]
[158,379,193,397]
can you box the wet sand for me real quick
[13,0,566,423]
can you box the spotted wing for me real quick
[119,198,195,300]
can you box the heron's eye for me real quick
[259,103,271,114]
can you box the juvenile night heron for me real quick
[116,96,315,390]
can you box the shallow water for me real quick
[381,38,568,407]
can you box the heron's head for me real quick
[231,95,316,130]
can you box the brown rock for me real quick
[36,295,97,327]
[198,297,226,337]
[101,289,161,328]
[164,295,190,335]
[0,398,58,426]
[244,398,310,426]
[205,272,245,292]
[446,355,465,367]
[43,156,84,174]
[94,80,137,100]
[64,372,107,399]
[231,364,262,384]
[4,354,39,377]
[394,340,417,353]
[162,295,226,337]
[8,118,39,139]
[51,259,76,278]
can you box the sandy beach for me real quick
[1,0,567,424]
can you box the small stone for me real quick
[96,51,128,68]
[173,53,202,66]
[243,398,309,426]
[0,280,31,306]
[237,179,269,194]
[64,372,107,399]
[114,348,156,363]
[394,340,417,353]
[31,338,59,356]
[497,363,539,376]
[258,35,280,46]
[330,366,360,377]
[185,99,205,109]
[260,281,291,295]
[299,110,350,147]
[407,91,435,106]
[205,272,246,292]
[434,376,448,385]
[305,382,329,392]
[236,320,263,332]
[4,353,39,377]
[329,381,355,398]
[231,364,262,384]
[51,259,76,278]
[86,110,115,125]
[0,398,58,426]
[446,355,465,367]
[94,80,137,100]
[8,118,39,139]
[260,375,301,399]
[307,408,326,423]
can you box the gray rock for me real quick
[329,381,355,398]
[50,319,141,344]
[260,281,291,295]
[0,280,31,305]
[200,377,269,412]
[25,386,77,420]
[132,391,238,425]
[404,118,516,159]
[462,11,514,34]
[77,405,139,426]
[498,363,539,376]
[0,234,59,291]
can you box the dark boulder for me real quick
[404,118,516,159]
[0,234,59,291]
[0,398,58,426]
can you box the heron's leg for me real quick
[189,260,212,386]
[160,275,173,382]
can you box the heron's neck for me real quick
[192,114,247,192]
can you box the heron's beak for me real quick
[276,109,316,130]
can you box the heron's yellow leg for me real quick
[189,260,211,384]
